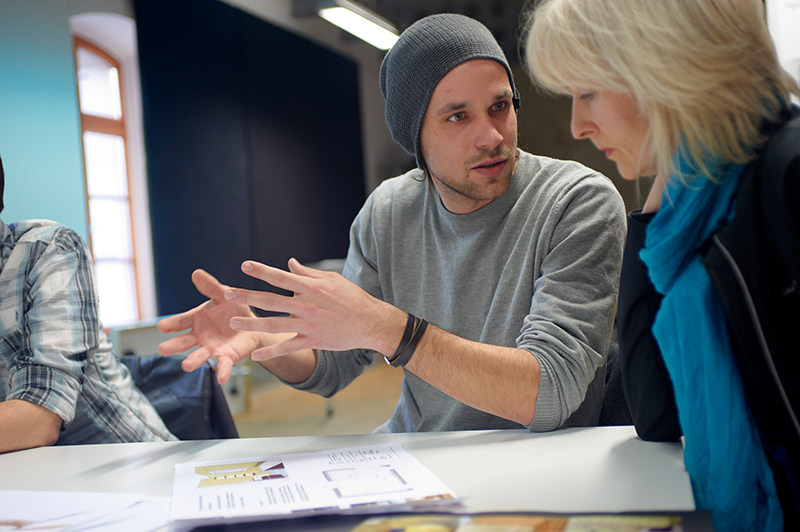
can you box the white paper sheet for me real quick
[0,490,170,532]
[169,442,459,527]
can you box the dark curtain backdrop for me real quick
[135,0,365,315]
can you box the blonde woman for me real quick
[524,1,800,531]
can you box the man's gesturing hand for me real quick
[224,258,405,361]
[157,269,262,383]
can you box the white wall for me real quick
[767,0,800,88]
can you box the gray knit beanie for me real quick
[379,13,520,166]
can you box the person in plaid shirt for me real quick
[0,155,175,453]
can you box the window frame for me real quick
[73,35,142,324]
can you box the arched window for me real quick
[74,37,140,327]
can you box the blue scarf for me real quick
[640,151,783,532]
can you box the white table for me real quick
[0,426,703,530]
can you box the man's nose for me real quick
[475,115,504,150]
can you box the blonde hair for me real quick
[523,0,800,182]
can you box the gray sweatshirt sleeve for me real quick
[520,173,626,431]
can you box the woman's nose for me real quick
[570,99,595,140]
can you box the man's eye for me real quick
[493,101,508,111]
[447,112,466,122]
[579,92,595,101]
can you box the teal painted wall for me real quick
[0,1,89,240]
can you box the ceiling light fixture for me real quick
[317,0,399,50]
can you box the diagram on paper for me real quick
[324,465,410,498]
[194,461,288,487]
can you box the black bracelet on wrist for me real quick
[384,313,428,368]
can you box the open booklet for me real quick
[169,442,459,527]
[349,514,694,532]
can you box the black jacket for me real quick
[702,108,800,527]
[618,107,800,528]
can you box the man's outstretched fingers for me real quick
[157,333,197,356]
[241,260,305,293]
[191,268,227,301]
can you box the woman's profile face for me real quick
[569,89,654,180]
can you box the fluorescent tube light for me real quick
[318,0,399,50]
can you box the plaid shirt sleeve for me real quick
[2,223,101,425]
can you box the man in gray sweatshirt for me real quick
[159,14,626,433]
